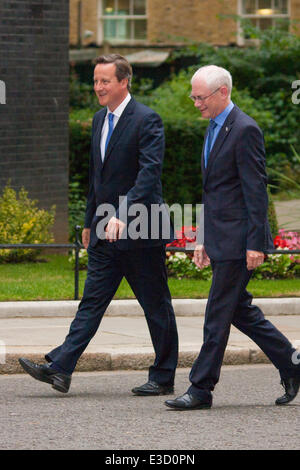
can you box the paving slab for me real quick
[274,199,300,231]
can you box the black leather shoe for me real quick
[165,392,212,410]
[275,377,300,405]
[18,358,71,393]
[132,380,174,396]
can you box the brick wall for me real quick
[69,0,238,46]
[0,0,70,243]
[70,0,299,47]
[291,0,300,35]
[70,0,98,47]
[148,0,237,45]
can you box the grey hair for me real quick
[191,65,232,97]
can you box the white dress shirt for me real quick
[100,93,131,161]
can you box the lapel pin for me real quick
[226,127,229,132]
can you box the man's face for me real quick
[191,78,228,119]
[94,63,128,111]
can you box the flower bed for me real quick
[166,228,300,280]
[68,228,300,280]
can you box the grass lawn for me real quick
[0,254,299,301]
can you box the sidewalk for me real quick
[1,298,300,374]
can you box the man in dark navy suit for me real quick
[19,54,178,395]
[166,65,300,410]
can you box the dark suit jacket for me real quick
[84,97,173,250]
[200,105,274,261]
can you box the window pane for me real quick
[134,19,147,39]
[103,0,116,15]
[103,19,130,39]
[119,18,131,38]
[104,19,117,38]
[133,0,146,15]
[243,0,256,14]
[258,0,271,9]
[118,0,130,15]
[274,0,288,14]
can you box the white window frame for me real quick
[97,0,147,45]
[237,0,290,45]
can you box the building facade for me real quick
[70,0,300,51]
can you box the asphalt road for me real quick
[1,364,300,451]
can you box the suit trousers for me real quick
[45,242,178,385]
[188,259,298,400]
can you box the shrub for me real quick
[168,25,300,171]
[0,184,55,262]
[68,181,86,242]
[69,112,93,197]
[69,68,99,112]
[267,189,278,238]
[166,251,212,280]
[68,248,88,269]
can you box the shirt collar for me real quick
[107,93,131,118]
[211,100,234,127]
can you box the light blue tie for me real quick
[204,120,218,168]
[105,113,114,154]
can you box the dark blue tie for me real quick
[204,120,217,168]
[105,113,114,154]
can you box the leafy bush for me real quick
[0,185,55,262]
[252,252,296,280]
[166,251,212,280]
[168,24,300,171]
[68,248,88,269]
[149,68,276,210]
[267,189,278,238]
[69,112,93,197]
[150,69,274,131]
[68,181,86,242]
[267,146,300,196]
[69,68,99,112]
[166,250,300,281]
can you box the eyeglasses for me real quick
[189,87,221,103]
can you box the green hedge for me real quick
[168,24,300,171]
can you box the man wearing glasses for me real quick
[165,65,300,410]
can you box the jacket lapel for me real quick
[102,98,135,168]
[94,111,106,173]
[203,106,238,186]
[201,127,209,176]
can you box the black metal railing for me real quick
[0,226,299,300]
[0,225,82,300]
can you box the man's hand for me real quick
[247,250,264,271]
[105,216,126,242]
[193,244,211,269]
[82,228,91,249]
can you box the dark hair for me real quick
[95,54,132,91]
